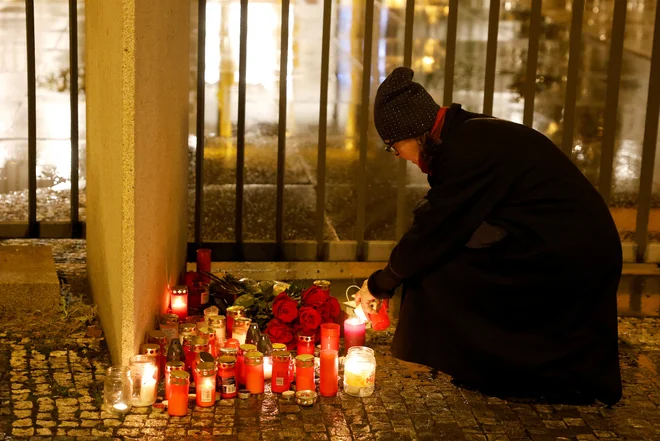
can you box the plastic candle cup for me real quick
[195,362,217,407]
[271,351,292,393]
[168,370,190,416]
[319,349,338,397]
[129,355,158,407]
[320,323,340,351]
[226,306,245,336]
[208,314,227,343]
[343,317,366,351]
[343,346,376,397]
[171,285,189,319]
[165,361,185,401]
[297,333,315,356]
[232,317,251,345]
[196,248,212,282]
[237,344,256,387]
[216,356,238,399]
[197,327,217,358]
[159,314,180,343]
[295,354,315,392]
[244,351,265,395]
[187,338,209,381]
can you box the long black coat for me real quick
[368,104,622,405]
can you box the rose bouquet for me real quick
[264,285,342,350]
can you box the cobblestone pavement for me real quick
[1,240,660,440]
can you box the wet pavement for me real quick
[2,239,660,440]
[1,0,660,243]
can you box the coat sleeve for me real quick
[368,125,518,299]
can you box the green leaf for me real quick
[233,294,256,308]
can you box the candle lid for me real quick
[244,351,263,363]
[170,370,190,381]
[196,361,216,375]
[197,327,215,338]
[220,347,238,357]
[273,351,291,362]
[226,305,245,314]
[238,389,251,399]
[217,356,236,368]
[234,317,251,325]
[179,323,197,332]
[281,390,295,400]
[197,352,215,364]
[148,330,168,341]
[272,343,287,351]
[297,334,314,343]
[239,344,257,353]
[160,314,179,325]
[208,315,226,325]
[141,343,160,355]
[313,280,331,289]
[295,354,314,367]
[166,361,185,370]
[172,285,188,294]
[191,338,209,350]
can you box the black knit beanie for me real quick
[373,67,440,145]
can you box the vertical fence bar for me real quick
[560,0,585,156]
[395,0,415,240]
[69,0,80,237]
[235,0,248,259]
[356,0,375,261]
[598,0,627,206]
[195,0,207,247]
[315,0,332,260]
[26,0,37,237]
[522,0,541,127]
[275,0,291,258]
[482,0,500,115]
[442,0,458,106]
[634,1,660,263]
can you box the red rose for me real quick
[265,318,294,344]
[272,293,298,323]
[301,286,330,308]
[317,296,341,323]
[298,306,322,331]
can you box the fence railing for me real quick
[3,0,660,264]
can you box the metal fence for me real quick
[3,0,660,264]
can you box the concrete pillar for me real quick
[85,0,190,364]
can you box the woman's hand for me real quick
[354,280,380,314]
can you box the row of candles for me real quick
[104,296,375,415]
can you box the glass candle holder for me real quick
[197,327,217,358]
[343,317,366,351]
[140,344,162,381]
[295,354,315,391]
[196,248,212,283]
[216,355,237,399]
[271,351,292,393]
[226,306,245,336]
[208,314,227,343]
[171,285,189,319]
[232,317,251,345]
[297,333,315,356]
[195,362,217,407]
[159,314,180,342]
[179,323,198,344]
[129,355,158,406]
[103,366,132,415]
[343,346,376,397]
[244,351,265,395]
[319,349,338,397]
[320,323,340,352]
[168,370,190,416]
[237,344,256,387]
[165,361,185,401]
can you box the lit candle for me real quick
[343,346,376,397]
[232,317,251,345]
[226,306,245,337]
[244,351,265,395]
[129,355,158,407]
[171,286,189,319]
[343,317,366,351]
[165,361,185,401]
[139,364,157,406]
[297,333,315,355]
[195,362,217,407]
[113,403,128,412]
[237,344,256,387]
[271,351,291,393]
[319,349,338,397]
[168,370,190,416]
[263,356,273,380]
[320,323,340,352]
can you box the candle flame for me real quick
[345,316,366,325]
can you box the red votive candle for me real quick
[297,333,315,356]
[319,349,338,397]
[271,351,292,393]
[226,306,245,337]
[195,362,217,407]
[197,327,217,358]
[245,351,265,395]
[196,248,212,283]
[216,356,237,399]
[343,317,366,351]
[224,338,240,350]
[295,354,315,391]
[320,323,340,352]
[165,361,185,401]
[237,344,256,387]
[168,371,190,416]
[171,286,188,319]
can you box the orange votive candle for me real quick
[320,323,340,352]
[195,362,217,407]
[244,351,264,394]
[319,349,338,396]
[295,354,315,391]
[168,371,190,416]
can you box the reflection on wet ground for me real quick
[1,0,660,243]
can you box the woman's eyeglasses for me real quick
[384,143,399,156]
